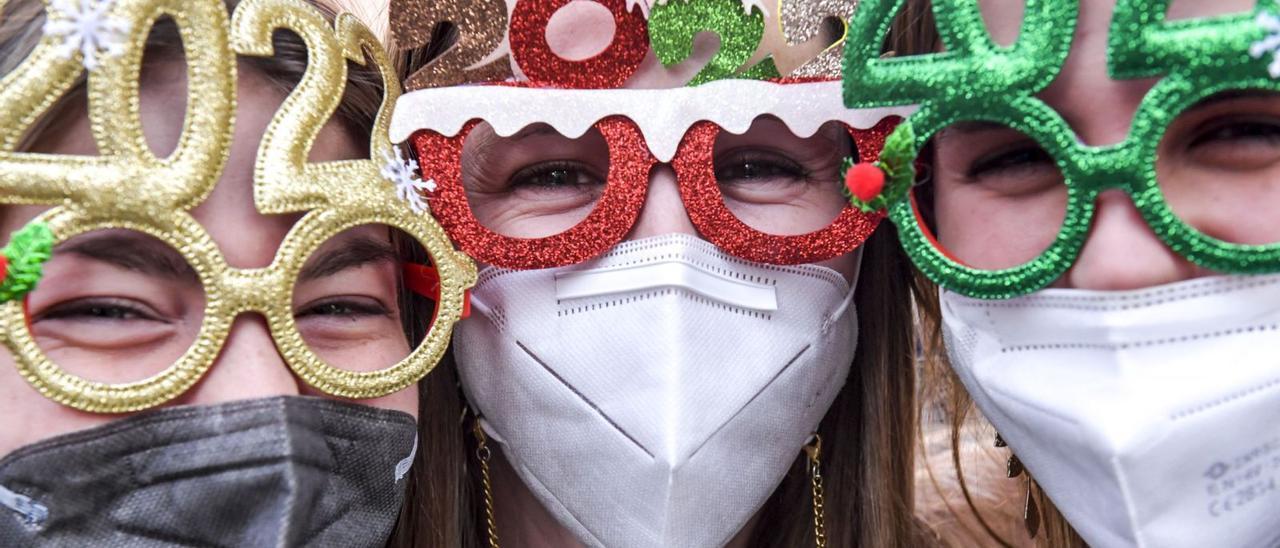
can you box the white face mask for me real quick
[453,234,858,548]
[940,274,1280,548]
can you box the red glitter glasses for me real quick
[411,113,898,271]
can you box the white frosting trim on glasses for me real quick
[389,79,918,163]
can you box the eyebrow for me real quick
[59,232,200,283]
[934,120,1010,142]
[1186,90,1276,111]
[507,125,564,141]
[465,124,571,183]
[297,234,398,283]
[469,124,562,157]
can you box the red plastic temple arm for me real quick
[402,262,471,319]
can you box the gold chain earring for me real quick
[803,435,828,548]
[995,433,1040,539]
[473,417,500,548]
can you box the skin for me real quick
[476,3,853,547]
[0,61,418,457]
[935,0,1267,285]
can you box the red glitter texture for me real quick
[413,115,899,270]
[672,119,892,266]
[413,117,651,270]
[509,0,650,89]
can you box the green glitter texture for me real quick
[649,0,780,86]
[0,222,53,302]
[843,0,1277,299]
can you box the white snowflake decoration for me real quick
[43,0,131,71]
[629,0,768,20]
[1251,10,1280,78]
[382,145,435,215]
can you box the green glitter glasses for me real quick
[843,0,1280,299]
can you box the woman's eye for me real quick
[967,145,1056,179]
[37,298,161,323]
[1189,119,1280,149]
[508,161,604,190]
[716,153,807,184]
[296,298,390,319]
[1176,114,1280,171]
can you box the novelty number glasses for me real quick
[399,81,906,270]
[844,0,1280,299]
[0,0,476,413]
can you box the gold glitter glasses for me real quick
[0,0,476,413]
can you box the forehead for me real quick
[973,0,1257,141]
[977,0,1256,47]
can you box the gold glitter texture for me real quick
[0,0,476,413]
[780,0,857,78]
[391,0,513,90]
[412,109,890,270]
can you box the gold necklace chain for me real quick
[804,435,828,548]
[474,419,501,548]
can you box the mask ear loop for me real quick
[821,248,862,335]
[0,482,47,528]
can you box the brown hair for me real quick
[889,2,1085,546]
[387,16,936,548]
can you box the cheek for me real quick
[0,352,123,456]
[935,188,1009,268]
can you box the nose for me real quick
[626,165,699,240]
[176,314,302,406]
[1062,190,1200,290]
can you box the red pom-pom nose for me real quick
[844,163,886,202]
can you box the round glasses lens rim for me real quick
[423,114,892,269]
[8,212,227,413]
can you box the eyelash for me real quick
[295,298,390,319]
[37,298,164,323]
[966,145,1056,179]
[715,152,811,183]
[1188,117,1280,149]
[507,161,604,189]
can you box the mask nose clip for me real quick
[0,483,48,528]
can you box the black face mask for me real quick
[0,396,418,548]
